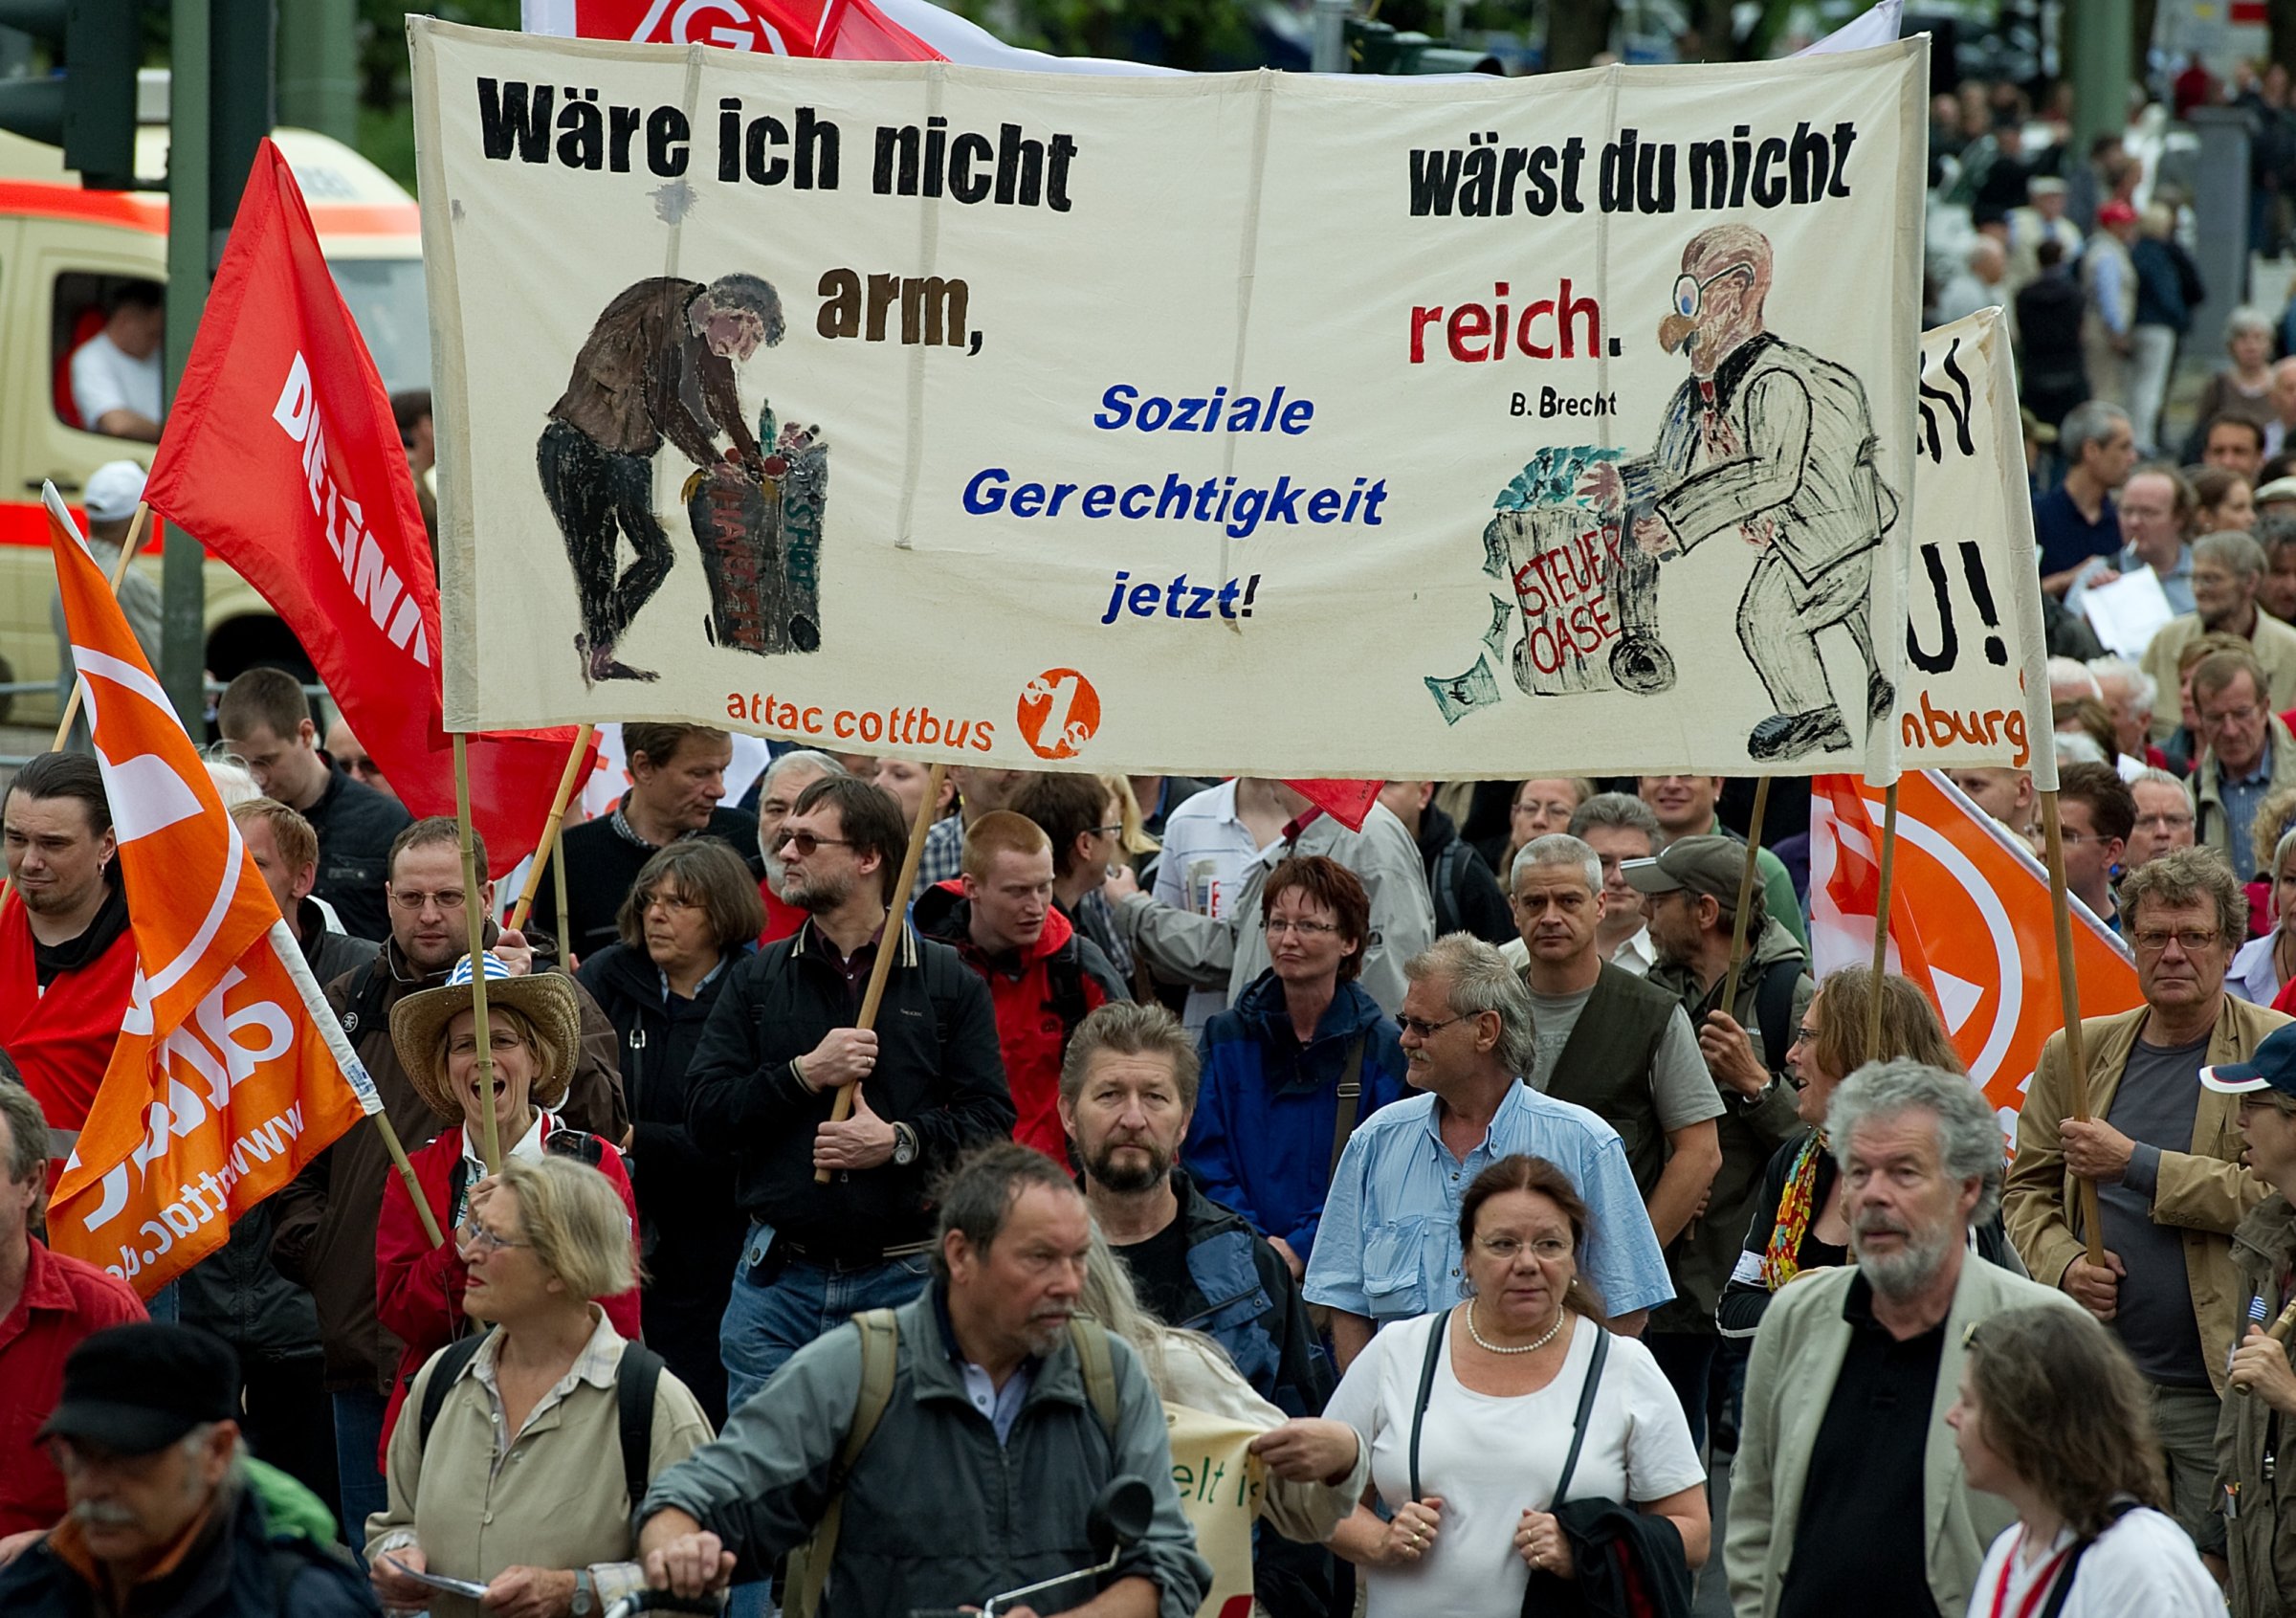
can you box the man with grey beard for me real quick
[1726,1061,2081,1618]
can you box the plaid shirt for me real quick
[910,814,963,903]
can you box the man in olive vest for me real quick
[1634,835,1812,1449]
[1508,833,1726,1430]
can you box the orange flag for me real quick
[1809,770,2143,1139]
[40,486,378,1297]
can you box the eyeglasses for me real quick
[1397,1011,1471,1038]
[1671,260,1755,321]
[1791,1024,1821,1047]
[2130,928,2222,954]
[642,890,702,913]
[1091,824,1126,838]
[1266,918,1341,937]
[773,831,851,856]
[388,888,466,912]
[2055,830,2110,846]
[2199,704,2263,728]
[1474,1234,1572,1262]
[455,1217,529,1256]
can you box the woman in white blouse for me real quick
[1951,1305,2225,1618]
[1324,1153,1707,1616]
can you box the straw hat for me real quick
[389,952,581,1120]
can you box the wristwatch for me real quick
[891,1121,919,1166]
[570,1569,595,1617]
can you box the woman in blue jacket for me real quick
[1185,856,1409,1277]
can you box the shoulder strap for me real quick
[2034,1500,2139,1618]
[1328,1031,1368,1186]
[1753,960,1801,1080]
[416,1332,492,1453]
[785,1309,900,1618]
[1547,1323,1611,1509]
[1067,1318,1121,1443]
[1431,841,1468,938]
[1408,1307,1450,1505]
[614,1342,665,1512]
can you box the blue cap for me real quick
[2199,1022,2296,1098]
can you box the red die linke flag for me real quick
[142,138,591,867]
[40,487,377,1296]
[553,0,943,58]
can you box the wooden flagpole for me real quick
[817,763,945,1183]
[551,825,571,958]
[1719,777,1772,1013]
[508,723,595,933]
[50,503,153,749]
[452,735,503,1175]
[2038,789,2106,1266]
[1866,782,1902,1061]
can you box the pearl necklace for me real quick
[1467,1298,1566,1355]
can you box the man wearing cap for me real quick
[271,817,626,1539]
[1501,834,1723,1424]
[2004,846,2281,1558]
[0,1075,144,1545]
[1635,835,1812,1447]
[2204,1024,2296,1615]
[50,461,161,757]
[0,1322,375,1616]
[2082,200,2141,410]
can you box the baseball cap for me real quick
[83,460,148,524]
[2200,1023,2296,1100]
[1621,835,1745,903]
[37,1322,238,1454]
[2254,476,2296,507]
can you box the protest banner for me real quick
[1809,770,2142,1141]
[412,22,1959,779]
[143,140,595,867]
[1164,1406,1266,1618]
[37,488,381,1296]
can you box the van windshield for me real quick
[331,257,430,392]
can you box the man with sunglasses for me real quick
[685,775,1015,1407]
[2004,845,2284,1564]
[1581,221,1900,765]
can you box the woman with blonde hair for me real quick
[1950,1304,2223,1616]
[1077,1226,1365,1616]
[2229,822,2296,1004]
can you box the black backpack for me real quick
[416,1328,665,1511]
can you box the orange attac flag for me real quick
[1809,770,2142,1136]
[40,488,380,1297]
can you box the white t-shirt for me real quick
[1151,779,1266,1031]
[1965,1507,2226,1618]
[1325,1307,1704,1618]
[69,330,163,432]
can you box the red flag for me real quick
[143,140,592,866]
[40,488,375,1296]
[1809,771,2141,1136]
[544,0,942,58]
[1283,780,1384,833]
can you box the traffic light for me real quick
[1345,17,1502,75]
[0,0,142,189]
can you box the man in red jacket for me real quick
[0,754,134,1169]
[914,811,1128,1159]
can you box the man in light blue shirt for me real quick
[1304,935,1673,1369]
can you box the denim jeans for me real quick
[718,1233,934,1412]
[332,1386,392,1554]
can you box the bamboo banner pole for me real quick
[508,723,595,933]
[50,503,154,749]
[2038,790,2105,1266]
[817,763,945,1184]
[1719,777,1772,1014]
[551,824,570,958]
[453,736,502,1175]
[1866,782,1901,1062]
[377,1113,447,1248]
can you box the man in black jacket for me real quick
[686,776,1014,1406]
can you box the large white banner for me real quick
[415,21,1941,777]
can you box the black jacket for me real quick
[684,919,1014,1253]
[534,800,764,963]
[300,763,411,944]
[1413,806,1514,945]
[577,940,747,1288]
[1524,1498,1694,1618]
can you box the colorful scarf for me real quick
[1760,1128,1828,1291]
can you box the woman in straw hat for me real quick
[373,951,642,1468]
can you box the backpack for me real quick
[1430,839,1472,939]
[1751,958,1803,1081]
[415,1327,665,1515]
[783,1308,1121,1618]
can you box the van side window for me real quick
[55,272,166,442]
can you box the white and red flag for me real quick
[1809,770,2141,1139]
[142,140,592,866]
[41,488,378,1296]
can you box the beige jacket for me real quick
[1725,1256,2084,1618]
[366,1311,714,1617]
[2142,609,2296,742]
[2004,998,2282,1393]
